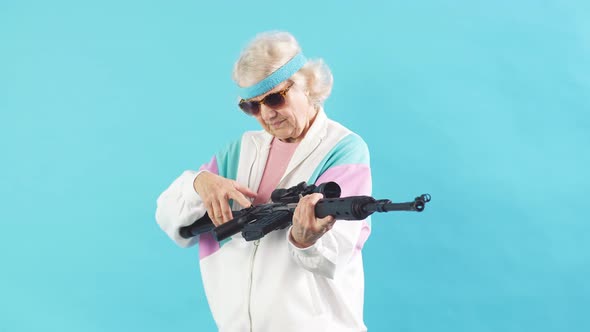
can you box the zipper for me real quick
[247,239,260,331]
[246,138,261,331]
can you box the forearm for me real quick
[287,162,373,278]
[287,219,369,279]
[155,170,208,248]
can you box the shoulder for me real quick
[324,118,370,165]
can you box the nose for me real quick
[260,104,278,121]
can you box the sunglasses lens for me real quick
[239,87,289,116]
[239,101,260,115]
[263,93,285,108]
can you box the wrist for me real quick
[289,229,315,248]
[193,171,210,193]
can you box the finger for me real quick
[306,193,324,205]
[210,200,223,226]
[219,198,234,223]
[229,191,254,209]
[304,193,324,221]
[294,196,314,227]
[204,200,215,222]
[317,215,335,229]
[234,183,257,198]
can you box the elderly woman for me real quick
[156,31,372,332]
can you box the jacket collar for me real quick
[250,107,328,182]
[251,107,328,150]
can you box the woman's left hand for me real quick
[290,193,336,248]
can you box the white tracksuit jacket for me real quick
[156,110,372,332]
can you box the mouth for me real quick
[269,119,285,128]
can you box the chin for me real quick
[271,129,288,138]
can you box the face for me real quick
[241,81,317,143]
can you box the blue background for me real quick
[1,0,589,331]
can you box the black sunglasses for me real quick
[239,83,294,116]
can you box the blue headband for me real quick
[239,53,307,100]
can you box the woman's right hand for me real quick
[193,172,257,226]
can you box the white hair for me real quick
[232,31,333,107]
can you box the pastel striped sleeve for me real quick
[311,133,372,197]
[155,139,242,251]
[197,139,242,259]
[213,139,241,180]
[288,133,373,279]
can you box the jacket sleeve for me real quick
[155,139,241,248]
[287,134,372,279]
[155,170,208,248]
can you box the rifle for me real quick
[179,181,431,242]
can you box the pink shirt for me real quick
[253,138,300,205]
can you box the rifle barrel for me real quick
[364,194,431,213]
